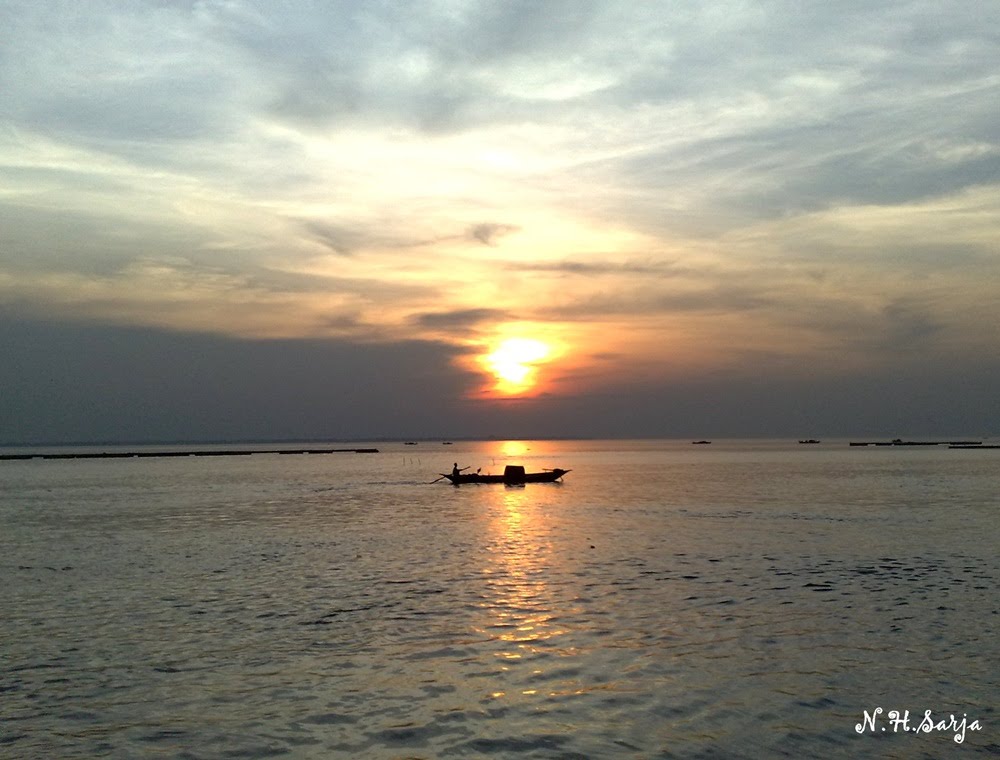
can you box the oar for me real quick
[429,475,447,484]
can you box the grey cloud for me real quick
[237,266,435,302]
[300,219,457,258]
[456,352,1000,440]
[870,298,948,353]
[0,313,474,444]
[6,1,996,203]
[18,77,230,146]
[263,57,366,128]
[302,218,522,257]
[1,5,242,154]
[561,5,1000,231]
[187,1,611,134]
[469,223,518,246]
[303,220,365,256]
[134,256,438,309]
[321,312,365,332]
[512,260,676,276]
[0,201,211,277]
[608,3,999,106]
[594,100,999,238]
[411,308,509,330]
[431,0,603,65]
[537,284,780,320]
[3,310,998,443]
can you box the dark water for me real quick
[2,439,997,758]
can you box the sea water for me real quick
[1,439,997,758]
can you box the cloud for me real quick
[0,313,475,444]
[411,308,509,330]
[1,1,998,438]
[469,223,518,246]
[880,300,945,343]
[536,286,776,321]
[302,220,368,257]
[0,252,438,340]
[6,311,997,443]
[512,260,674,276]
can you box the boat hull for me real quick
[442,466,569,485]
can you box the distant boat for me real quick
[441,465,569,485]
[798,439,821,444]
[692,440,711,445]
[404,441,418,445]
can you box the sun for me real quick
[483,338,551,395]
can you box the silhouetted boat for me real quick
[692,440,711,445]
[441,465,569,485]
[798,439,821,444]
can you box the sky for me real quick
[1,0,999,443]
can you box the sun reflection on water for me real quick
[476,485,577,702]
[498,440,530,459]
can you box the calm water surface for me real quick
[2,439,997,758]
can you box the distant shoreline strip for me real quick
[0,448,379,461]
[849,440,982,447]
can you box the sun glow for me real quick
[499,440,530,458]
[483,338,552,395]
